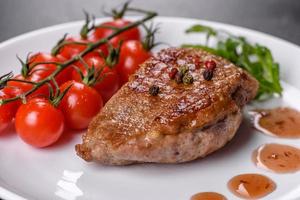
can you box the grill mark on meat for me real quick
[75,47,258,165]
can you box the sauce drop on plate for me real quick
[228,173,276,199]
[250,107,300,138]
[253,143,300,173]
[190,192,227,200]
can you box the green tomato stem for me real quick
[0,10,157,105]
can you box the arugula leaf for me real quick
[186,24,217,44]
[186,24,217,35]
[182,24,282,100]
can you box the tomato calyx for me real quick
[75,56,104,87]
[0,72,14,90]
[80,1,130,39]
[51,34,90,57]
[17,53,64,80]
[106,1,130,20]
[48,80,73,107]
[80,11,96,39]
[142,23,160,51]
[16,54,32,78]
[105,42,122,67]
[51,34,69,56]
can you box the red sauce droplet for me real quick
[250,107,300,138]
[190,192,227,200]
[253,143,300,173]
[228,173,276,199]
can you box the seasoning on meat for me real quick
[75,47,258,165]
[149,85,160,96]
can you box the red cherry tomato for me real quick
[7,74,49,98]
[15,98,64,148]
[59,81,103,130]
[57,37,108,75]
[7,53,70,100]
[1,87,22,116]
[29,52,71,85]
[2,86,22,98]
[57,37,88,59]
[0,91,17,133]
[91,19,140,49]
[72,52,120,103]
[116,40,151,83]
[7,53,62,99]
[93,67,120,103]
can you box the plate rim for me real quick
[1,16,300,200]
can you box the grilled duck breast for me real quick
[76,48,258,165]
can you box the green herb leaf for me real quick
[183,24,282,100]
[185,24,217,36]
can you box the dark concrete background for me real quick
[0,0,299,45]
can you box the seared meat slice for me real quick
[75,48,258,165]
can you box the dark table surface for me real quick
[0,0,299,45]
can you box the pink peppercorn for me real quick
[168,68,178,79]
[205,60,216,70]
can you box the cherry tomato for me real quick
[59,80,103,130]
[57,37,90,59]
[2,86,22,98]
[93,67,119,103]
[7,74,49,98]
[0,91,17,133]
[7,53,70,100]
[72,52,120,102]
[57,37,108,74]
[29,52,71,85]
[91,19,140,49]
[1,87,22,116]
[116,40,151,83]
[7,53,60,99]
[15,98,64,148]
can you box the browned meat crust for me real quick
[75,48,258,165]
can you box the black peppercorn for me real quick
[175,72,183,83]
[149,85,160,96]
[203,69,214,81]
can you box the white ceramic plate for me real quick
[0,16,300,200]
